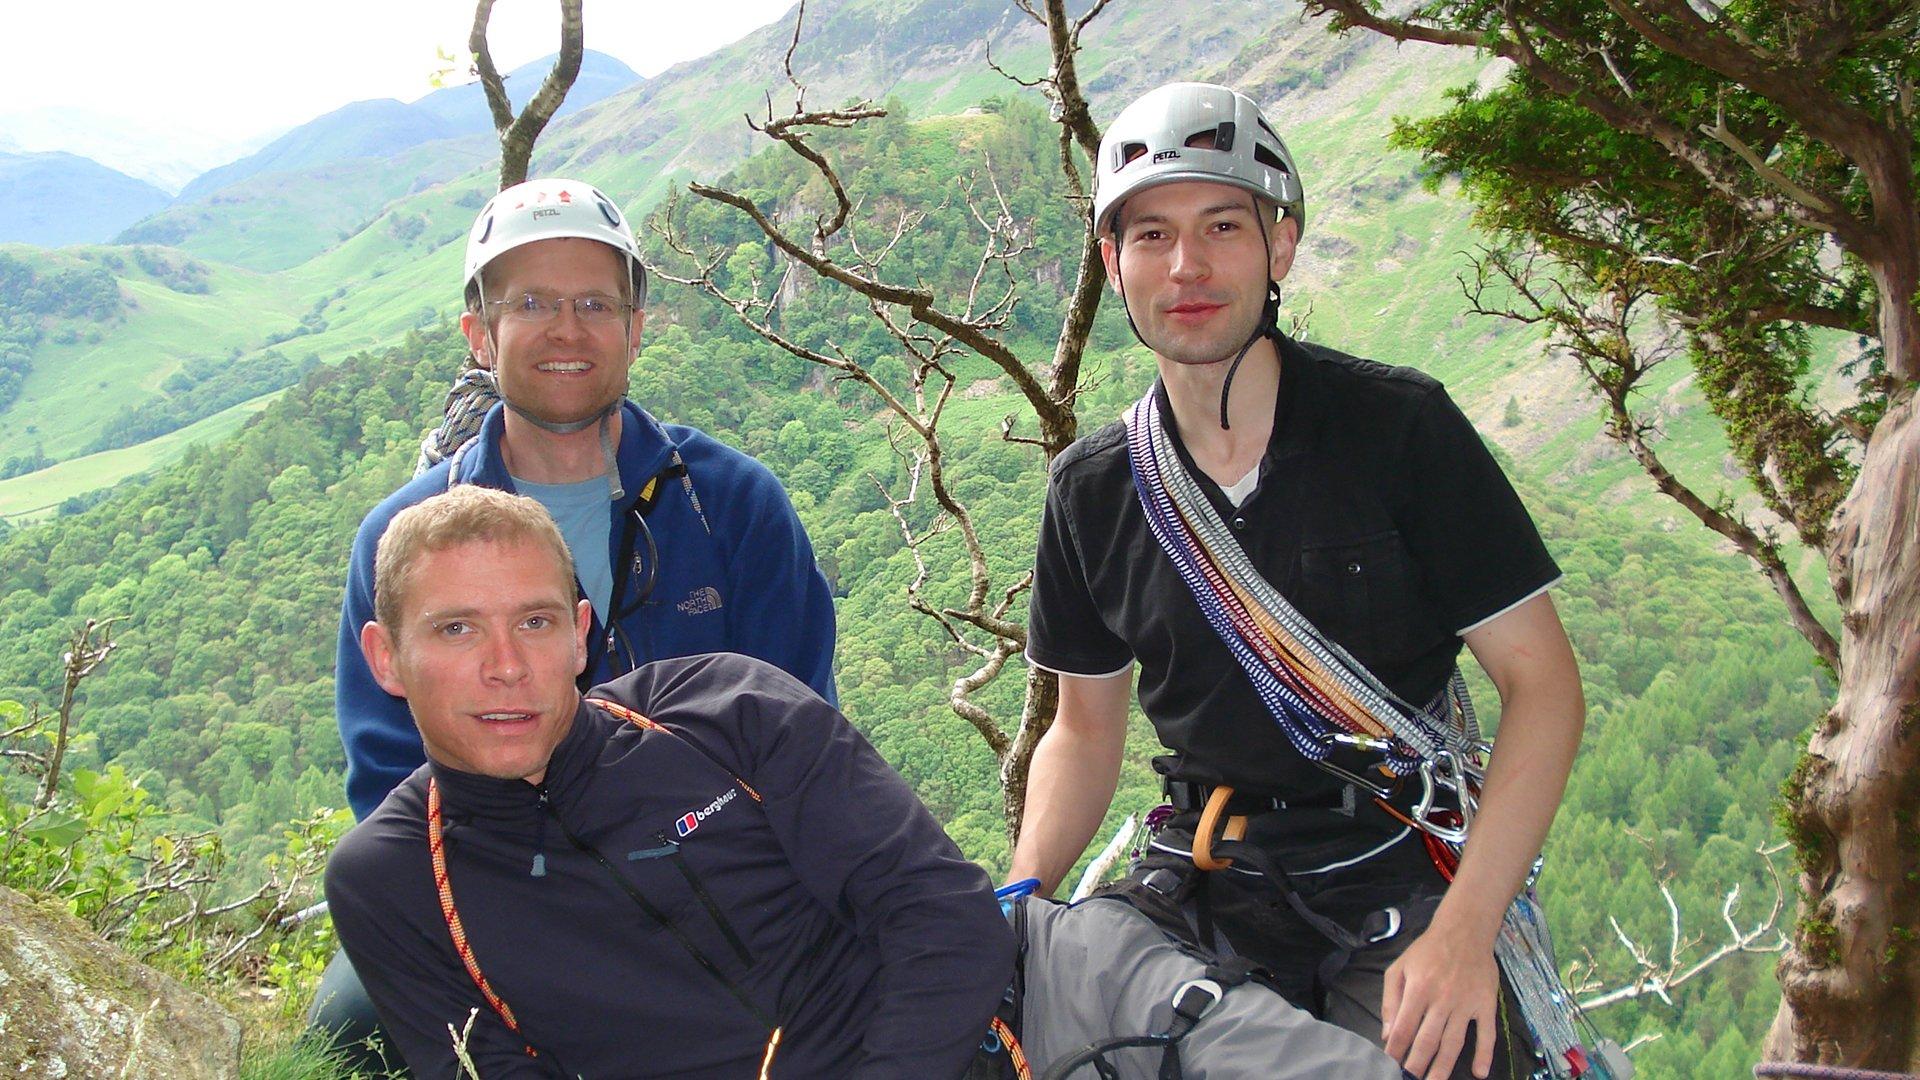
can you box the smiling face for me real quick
[361,537,591,785]
[1100,180,1298,368]
[459,236,645,427]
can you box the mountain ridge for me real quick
[0,151,171,247]
[171,50,643,205]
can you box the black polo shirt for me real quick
[1027,335,1560,797]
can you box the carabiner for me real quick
[1309,755,1397,800]
[1410,764,1472,845]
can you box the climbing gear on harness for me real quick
[1129,385,1480,778]
[424,699,782,1073]
[998,877,1043,916]
[1037,969,1247,1080]
[1093,83,1304,240]
[968,896,1036,1080]
[1004,889,1402,1079]
[1125,383,1624,1078]
[1189,787,1246,872]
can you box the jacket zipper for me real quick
[654,830,755,967]
[534,785,772,1030]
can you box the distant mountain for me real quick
[536,0,1277,207]
[0,151,171,246]
[0,107,272,194]
[176,99,463,204]
[412,50,644,131]
[174,51,642,204]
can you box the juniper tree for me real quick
[1300,0,1920,1063]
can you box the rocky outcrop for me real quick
[0,884,240,1079]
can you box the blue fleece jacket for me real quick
[335,401,837,820]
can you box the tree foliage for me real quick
[0,252,124,413]
[1302,0,1920,1062]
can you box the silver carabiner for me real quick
[1309,755,1397,800]
[1410,763,1472,845]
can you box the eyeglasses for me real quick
[485,292,631,325]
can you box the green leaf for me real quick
[23,813,86,847]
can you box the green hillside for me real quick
[120,136,496,272]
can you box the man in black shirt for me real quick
[326,485,1012,1079]
[1009,83,1585,1080]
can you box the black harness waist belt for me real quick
[1162,779,1349,816]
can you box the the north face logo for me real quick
[677,587,723,615]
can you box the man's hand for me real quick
[1381,919,1500,1080]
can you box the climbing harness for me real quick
[1037,969,1249,1080]
[1125,384,1627,1079]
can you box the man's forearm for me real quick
[1437,600,1585,937]
[1008,714,1127,895]
[1436,676,1582,945]
[1434,682,1583,938]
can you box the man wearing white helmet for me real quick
[317,177,839,1071]
[1009,84,1586,1080]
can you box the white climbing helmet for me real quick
[462,177,647,305]
[1093,83,1305,240]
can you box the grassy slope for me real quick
[0,252,305,463]
[0,397,273,520]
[124,136,495,272]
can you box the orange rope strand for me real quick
[429,778,537,1057]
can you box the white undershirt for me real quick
[1220,465,1260,507]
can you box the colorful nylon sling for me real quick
[1124,386,1626,1080]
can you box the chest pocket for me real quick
[586,700,767,974]
[1294,530,1423,670]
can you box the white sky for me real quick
[2,0,798,142]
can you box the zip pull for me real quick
[531,783,552,878]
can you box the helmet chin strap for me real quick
[476,264,631,501]
[1112,204,1284,432]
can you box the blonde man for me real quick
[325,487,1010,1079]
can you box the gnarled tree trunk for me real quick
[1770,387,1920,1065]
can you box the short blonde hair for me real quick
[374,486,577,633]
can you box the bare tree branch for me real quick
[1575,842,1791,1010]
[37,617,122,809]
[470,0,585,188]
[1463,250,1843,666]
[649,0,1112,842]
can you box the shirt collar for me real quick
[458,400,679,510]
[1151,334,1314,490]
[428,697,599,821]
